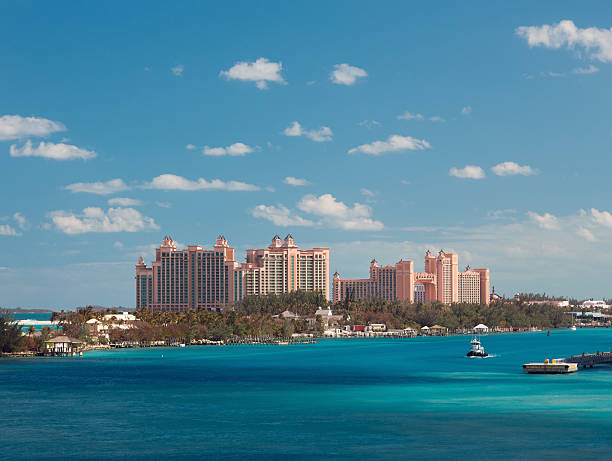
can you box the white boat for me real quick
[467,336,488,357]
[569,325,577,331]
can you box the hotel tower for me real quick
[333,250,490,305]
[136,235,330,311]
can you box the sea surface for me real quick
[1,329,611,460]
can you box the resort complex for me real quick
[333,250,490,305]
[137,237,491,310]
[136,235,330,311]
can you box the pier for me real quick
[564,350,612,368]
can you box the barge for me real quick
[523,359,578,374]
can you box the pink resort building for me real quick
[333,250,490,305]
[136,235,330,311]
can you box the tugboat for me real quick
[466,336,488,358]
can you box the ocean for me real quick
[0,329,610,460]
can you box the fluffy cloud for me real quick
[219,58,285,89]
[357,120,381,129]
[348,135,431,155]
[284,176,310,186]
[171,64,184,76]
[253,193,384,231]
[252,205,314,227]
[66,179,130,195]
[528,211,559,230]
[0,224,20,236]
[0,115,66,141]
[10,140,96,160]
[397,112,444,122]
[203,142,254,156]
[297,193,384,230]
[572,64,599,74]
[590,208,612,227]
[13,212,28,230]
[107,197,143,207]
[185,144,197,150]
[577,227,596,242]
[283,121,333,142]
[397,112,424,120]
[49,207,159,235]
[491,161,537,176]
[516,20,612,62]
[330,63,367,85]
[461,106,472,115]
[144,174,259,191]
[360,188,376,197]
[449,165,486,179]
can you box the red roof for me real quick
[351,325,366,332]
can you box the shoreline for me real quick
[2,326,589,358]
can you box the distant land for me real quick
[4,306,135,314]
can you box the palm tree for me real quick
[27,325,36,337]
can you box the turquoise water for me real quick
[10,312,57,332]
[1,329,611,460]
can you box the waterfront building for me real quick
[233,234,329,302]
[332,259,414,303]
[136,234,329,311]
[333,250,490,305]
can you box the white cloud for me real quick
[0,224,20,236]
[144,174,259,191]
[348,134,431,155]
[219,58,285,89]
[397,112,424,120]
[171,64,184,76]
[516,20,612,62]
[572,64,600,74]
[449,165,486,179]
[360,188,376,197]
[330,63,367,85]
[113,241,124,249]
[252,205,314,227]
[492,161,537,176]
[13,212,28,230]
[203,142,254,156]
[577,227,596,242]
[528,211,559,230]
[590,208,612,227]
[428,116,445,122]
[156,202,172,208]
[49,207,159,235]
[358,120,381,129]
[297,193,384,230]
[10,140,96,160]
[284,176,310,186]
[66,178,130,195]
[185,144,197,150]
[0,115,66,141]
[253,193,384,231]
[107,197,143,207]
[282,121,333,142]
[461,106,472,115]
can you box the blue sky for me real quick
[1,1,612,308]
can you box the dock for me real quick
[523,361,578,374]
[564,350,612,368]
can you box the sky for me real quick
[1,1,612,308]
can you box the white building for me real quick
[473,323,489,334]
[581,300,610,309]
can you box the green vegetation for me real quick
[0,311,24,353]
[336,299,570,330]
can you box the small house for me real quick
[429,325,448,336]
[473,323,489,335]
[44,336,82,356]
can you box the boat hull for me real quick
[467,351,488,358]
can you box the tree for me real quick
[0,311,25,353]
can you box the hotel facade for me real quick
[333,250,490,305]
[136,235,330,311]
